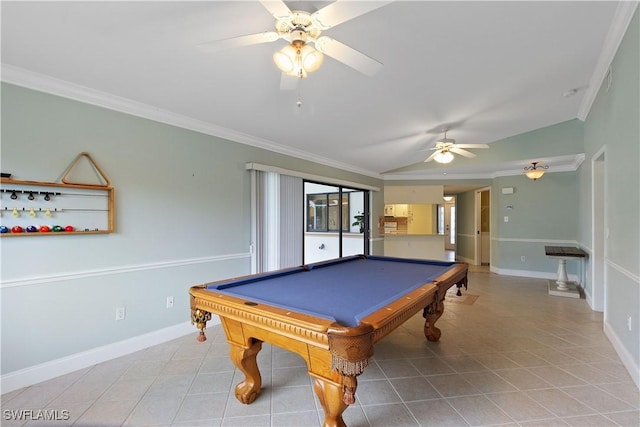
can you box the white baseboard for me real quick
[0,318,221,394]
[604,321,640,389]
[489,265,579,283]
[456,255,475,265]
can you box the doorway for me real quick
[475,188,491,266]
[592,149,606,312]
[444,201,456,252]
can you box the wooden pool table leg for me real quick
[423,300,444,342]
[313,376,349,427]
[229,339,263,404]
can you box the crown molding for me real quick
[577,1,639,121]
[382,154,585,181]
[1,64,381,180]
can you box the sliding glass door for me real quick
[342,187,366,257]
[304,181,369,264]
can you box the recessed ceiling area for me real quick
[1,1,632,180]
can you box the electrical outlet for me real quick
[504,216,509,223]
[521,256,526,262]
[115,306,126,321]
[166,296,174,309]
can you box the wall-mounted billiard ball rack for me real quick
[0,179,114,236]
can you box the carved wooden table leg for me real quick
[313,377,349,427]
[423,300,444,342]
[229,339,263,404]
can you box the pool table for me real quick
[189,255,468,427]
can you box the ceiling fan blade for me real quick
[452,143,490,149]
[315,36,382,76]
[198,32,280,51]
[419,146,441,152]
[424,151,440,163]
[280,73,299,90]
[259,0,293,21]
[450,147,477,158]
[312,1,393,30]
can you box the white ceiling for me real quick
[1,1,634,183]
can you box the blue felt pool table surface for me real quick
[205,255,457,327]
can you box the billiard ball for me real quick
[52,225,63,232]
[11,226,23,233]
[26,225,38,232]
[64,225,74,232]
[0,226,8,233]
[40,225,51,232]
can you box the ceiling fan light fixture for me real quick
[300,44,323,72]
[524,161,549,180]
[434,150,454,164]
[273,40,322,77]
[273,45,297,73]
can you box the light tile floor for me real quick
[2,267,639,426]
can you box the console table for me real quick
[545,246,587,298]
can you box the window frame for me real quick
[306,191,351,232]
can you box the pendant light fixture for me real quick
[524,162,549,180]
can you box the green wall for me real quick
[0,83,383,375]
[491,172,579,274]
[580,8,639,371]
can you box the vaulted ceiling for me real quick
[2,1,635,181]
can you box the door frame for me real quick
[591,147,606,313]
[474,187,491,266]
[444,200,456,252]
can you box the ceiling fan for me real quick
[199,0,391,89]
[424,131,489,164]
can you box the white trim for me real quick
[475,189,481,266]
[474,186,492,267]
[491,237,579,245]
[1,252,251,288]
[490,265,579,283]
[0,320,220,394]
[585,290,594,308]
[578,242,593,256]
[607,258,640,284]
[604,321,640,389]
[250,170,259,274]
[1,63,595,183]
[382,154,586,181]
[457,233,476,239]
[1,64,380,180]
[456,255,475,265]
[245,162,381,192]
[591,146,607,312]
[578,2,639,120]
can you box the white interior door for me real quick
[475,187,491,266]
[444,201,456,251]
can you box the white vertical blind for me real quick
[250,170,302,273]
[279,174,303,268]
